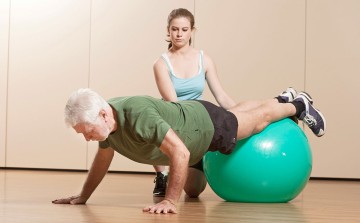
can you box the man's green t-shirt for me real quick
[99,96,215,166]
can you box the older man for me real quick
[52,88,325,214]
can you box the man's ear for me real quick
[99,109,107,120]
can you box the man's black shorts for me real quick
[197,100,238,155]
[189,100,238,171]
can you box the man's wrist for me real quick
[163,198,176,206]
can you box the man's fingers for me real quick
[70,199,79,205]
[143,203,177,214]
[52,198,71,204]
[142,206,152,212]
[52,195,85,205]
[169,207,177,214]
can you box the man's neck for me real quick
[109,106,118,133]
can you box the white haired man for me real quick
[52,88,325,214]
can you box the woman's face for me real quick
[168,17,193,48]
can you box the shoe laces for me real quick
[303,114,317,127]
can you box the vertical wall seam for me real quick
[5,0,12,167]
[304,0,307,91]
[85,0,93,170]
[88,0,92,89]
[301,0,308,131]
[193,0,196,48]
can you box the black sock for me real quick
[291,101,305,118]
[275,96,286,103]
[156,172,163,177]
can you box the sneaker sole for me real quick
[153,194,166,197]
[297,92,326,136]
[287,87,297,100]
[298,92,314,104]
[279,87,297,102]
[312,106,326,137]
[304,101,326,137]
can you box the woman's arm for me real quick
[203,53,236,109]
[153,58,178,102]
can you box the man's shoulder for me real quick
[125,96,161,105]
[107,95,157,104]
[109,96,164,111]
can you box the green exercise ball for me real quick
[203,118,312,203]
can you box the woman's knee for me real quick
[184,185,205,197]
[184,168,207,197]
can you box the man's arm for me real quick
[143,128,190,214]
[52,147,114,204]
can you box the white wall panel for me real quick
[196,0,306,103]
[306,0,360,178]
[6,0,90,169]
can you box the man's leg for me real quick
[229,100,297,140]
[229,92,326,139]
[230,87,298,112]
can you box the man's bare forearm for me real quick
[80,148,114,199]
[164,147,190,203]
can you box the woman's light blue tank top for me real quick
[161,51,206,100]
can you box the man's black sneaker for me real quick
[294,92,326,137]
[278,87,300,123]
[278,87,297,103]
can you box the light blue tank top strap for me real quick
[161,53,175,75]
[161,51,206,100]
[198,50,204,74]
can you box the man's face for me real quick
[73,118,110,142]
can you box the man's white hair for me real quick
[64,88,110,127]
